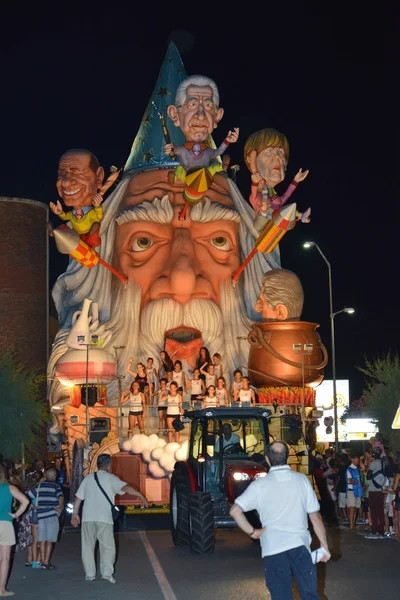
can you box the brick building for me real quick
[0,197,48,371]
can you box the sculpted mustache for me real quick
[140,298,223,346]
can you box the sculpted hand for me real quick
[142,495,149,508]
[50,200,63,215]
[251,172,264,186]
[226,127,239,143]
[92,193,103,207]
[294,168,309,183]
[164,143,174,155]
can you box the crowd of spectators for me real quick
[312,435,400,539]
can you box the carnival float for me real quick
[47,42,327,507]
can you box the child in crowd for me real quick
[234,377,256,406]
[216,377,229,407]
[186,368,206,403]
[212,353,223,378]
[154,377,168,433]
[230,369,243,401]
[172,360,186,393]
[202,385,220,409]
[200,363,217,389]
[146,357,159,404]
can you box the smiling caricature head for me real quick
[56,149,105,209]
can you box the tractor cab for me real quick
[170,407,271,553]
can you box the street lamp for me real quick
[303,241,355,451]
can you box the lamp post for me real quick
[293,343,314,447]
[303,241,355,451]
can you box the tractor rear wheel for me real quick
[189,492,215,554]
[170,469,190,546]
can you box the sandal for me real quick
[25,561,32,567]
[41,563,56,570]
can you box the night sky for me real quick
[1,8,397,400]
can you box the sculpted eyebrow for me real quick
[116,196,174,225]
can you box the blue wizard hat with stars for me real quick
[124,42,188,174]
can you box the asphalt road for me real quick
[7,518,400,600]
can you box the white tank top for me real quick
[172,370,183,388]
[214,364,222,378]
[216,388,227,405]
[233,380,243,392]
[167,393,181,415]
[190,379,203,395]
[147,366,157,383]
[205,373,216,388]
[204,396,217,408]
[158,390,168,407]
[239,388,252,405]
[128,392,143,412]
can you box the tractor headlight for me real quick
[233,472,250,481]
[254,472,267,479]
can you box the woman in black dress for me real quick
[196,347,211,381]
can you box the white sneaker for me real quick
[102,576,116,584]
[85,576,95,582]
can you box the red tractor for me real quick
[170,407,271,554]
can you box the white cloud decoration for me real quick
[121,434,189,479]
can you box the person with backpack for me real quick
[365,448,388,539]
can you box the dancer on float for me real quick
[212,353,223,378]
[234,376,256,406]
[200,362,217,389]
[172,360,186,393]
[121,381,146,435]
[153,377,168,433]
[202,385,220,408]
[216,377,229,406]
[166,382,184,443]
[230,369,243,401]
[186,368,206,404]
[127,361,152,404]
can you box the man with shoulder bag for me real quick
[71,454,148,583]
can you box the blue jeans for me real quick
[263,545,320,600]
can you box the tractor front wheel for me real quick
[170,470,190,546]
[189,492,215,554]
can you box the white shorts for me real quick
[347,491,361,508]
[338,492,347,508]
[0,521,16,546]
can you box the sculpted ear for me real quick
[96,167,105,190]
[214,107,224,127]
[167,105,181,128]
[248,150,257,173]
[275,304,289,321]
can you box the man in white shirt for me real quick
[230,441,330,599]
[72,454,148,583]
[214,423,241,453]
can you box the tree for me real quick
[0,351,48,460]
[357,353,400,451]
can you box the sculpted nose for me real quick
[169,255,196,304]
[196,104,205,118]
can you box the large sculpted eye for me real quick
[131,237,154,252]
[210,236,231,251]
